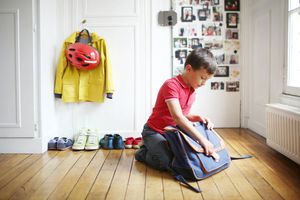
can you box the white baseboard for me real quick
[248,119,266,137]
[0,138,43,153]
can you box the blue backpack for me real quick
[164,122,252,193]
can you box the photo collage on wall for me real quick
[172,0,240,92]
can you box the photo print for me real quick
[203,39,223,50]
[212,6,223,21]
[224,0,240,11]
[224,40,240,52]
[175,49,188,65]
[212,0,220,6]
[198,9,209,21]
[177,24,198,37]
[202,23,222,36]
[226,29,239,40]
[230,66,240,80]
[190,0,201,5]
[226,13,239,28]
[211,81,225,90]
[177,25,188,37]
[181,7,196,22]
[188,38,203,49]
[200,0,211,7]
[226,81,240,92]
[211,82,220,90]
[225,54,239,64]
[178,0,190,6]
[215,54,225,64]
[214,66,229,77]
[174,38,188,48]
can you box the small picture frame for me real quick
[214,66,229,77]
[226,13,238,28]
[174,38,188,48]
[224,0,240,11]
[181,7,196,22]
[198,9,208,21]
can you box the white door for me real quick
[247,0,282,136]
[0,0,36,137]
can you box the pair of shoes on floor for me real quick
[124,137,142,149]
[48,137,73,150]
[72,128,99,151]
[100,134,124,149]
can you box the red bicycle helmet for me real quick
[65,43,100,70]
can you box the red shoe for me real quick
[132,137,142,149]
[124,137,135,148]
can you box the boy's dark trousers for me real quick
[135,124,173,171]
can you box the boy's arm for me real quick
[166,99,215,156]
[185,114,214,129]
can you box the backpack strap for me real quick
[231,155,253,160]
[167,168,201,193]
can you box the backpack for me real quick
[164,122,252,193]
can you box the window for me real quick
[284,0,300,96]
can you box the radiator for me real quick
[266,104,300,165]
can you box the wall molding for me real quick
[0,9,21,128]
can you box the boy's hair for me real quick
[184,48,217,74]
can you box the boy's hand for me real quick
[200,139,215,156]
[198,116,214,130]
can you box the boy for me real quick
[135,48,217,171]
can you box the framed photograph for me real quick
[175,49,188,65]
[181,7,196,22]
[226,13,238,28]
[174,38,188,48]
[198,9,207,21]
[225,0,240,11]
[188,38,203,49]
[214,66,229,77]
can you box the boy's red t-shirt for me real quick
[147,75,196,133]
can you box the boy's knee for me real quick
[146,151,172,171]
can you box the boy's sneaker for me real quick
[99,134,114,149]
[72,129,88,150]
[124,137,135,149]
[57,137,73,150]
[132,137,142,149]
[48,137,59,150]
[85,129,99,150]
[113,134,125,149]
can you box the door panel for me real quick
[0,0,36,137]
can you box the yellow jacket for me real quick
[54,32,114,102]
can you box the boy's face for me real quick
[185,64,213,89]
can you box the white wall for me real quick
[39,0,172,152]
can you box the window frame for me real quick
[283,0,300,97]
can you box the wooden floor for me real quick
[0,129,299,200]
